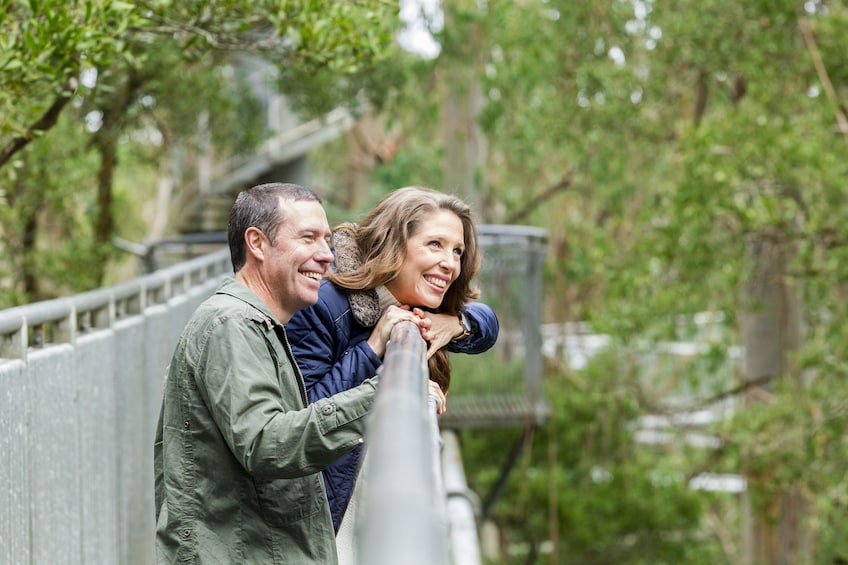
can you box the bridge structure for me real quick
[0,223,548,565]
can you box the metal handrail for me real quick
[354,321,450,565]
[0,248,232,359]
[442,430,483,565]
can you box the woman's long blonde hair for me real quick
[329,186,483,392]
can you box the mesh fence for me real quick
[440,225,549,429]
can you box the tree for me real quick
[0,0,398,305]
[312,0,848,562]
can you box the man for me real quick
[154,183,378,564]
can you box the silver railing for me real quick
[350,321,449,564]
[442,430,483,565]
[0,249,231,565]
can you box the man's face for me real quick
[266,199,333,320]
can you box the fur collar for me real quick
[332,227,381,327]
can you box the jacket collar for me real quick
[332,227,383,327]
[216,277,281,328]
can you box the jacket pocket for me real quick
[254,475,324,526]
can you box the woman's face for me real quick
[385,209,465,308]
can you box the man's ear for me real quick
[244,227,267,262]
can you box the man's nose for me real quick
[318,240,334,262]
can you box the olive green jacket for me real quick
[154,278,377,564]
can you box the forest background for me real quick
[2,0,848,563]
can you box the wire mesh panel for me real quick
[75,331,120,565]
[0,359,29,565]
[0,249,231,565]
[440,225,549,429]
[28,345,81,565]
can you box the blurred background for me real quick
[2,0,848,563]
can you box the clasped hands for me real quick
[367,305,454,415]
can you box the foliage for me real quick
[0,0,133,144]
[0,113,102,302]
[458,351,726,564]
[323,0,848,561]
[0,0,398,306]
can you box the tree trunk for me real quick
[343,111,391,211]
[6,154,42,302]
[21,198,39,299]
[149,144,179,242]
[740,232,808,565]
[437,0,487,214]
[90,68,146,285]
[93,132,117,286]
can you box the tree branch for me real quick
[135,23,281,51]
[682,373,774,412]
[798,17,848,145]
[693,68,709,126]
[504,172,573,224]
[0,75,78,169]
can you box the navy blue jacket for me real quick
[285,278,499,531]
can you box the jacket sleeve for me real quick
[285,295,382,404]
[446,301,500,354]
[195,315,377,480]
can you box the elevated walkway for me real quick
[178,107,354,233]
[440,224,549,430]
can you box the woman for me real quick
[285,186,499,532]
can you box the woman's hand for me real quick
[428,379,447,415]
[415,310,464,359]
[366,305,428,358]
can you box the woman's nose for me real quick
[440,250,460,271]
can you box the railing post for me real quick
[442,430,482,565]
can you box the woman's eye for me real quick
[453,248,464,257]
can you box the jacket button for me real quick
[321,404,335,415]
[181,528,191,538]
[183,418,190,430]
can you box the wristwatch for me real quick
[451,312,473,343]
